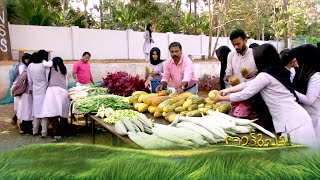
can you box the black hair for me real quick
[29,52,39,64]
[292,44,320,94]
[38,49,49,61]
[253,44,282,72]
[149,47,164,65]
[249,43,259,49]
[169,42,182,50]
[215,46,231,89]
[21,53,31,66]
[83,52,91,57]
[52,57,67,75]
[146,23,152,43]
[48,57,67,82]
[230,29,247,41]
[279,48,295,66]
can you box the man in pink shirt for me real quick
[156,42,198,94]
[72,52,94,86]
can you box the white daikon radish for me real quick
[208,110,257,126]
[205,115,236,129]
[176,122,217,144]
[152,127,195,146]
[153,124,208,146]
[171,115,228,139]
[250,122,276,138]
[230,125,254,134]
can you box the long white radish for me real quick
[153,123,208,146]
[178,116,234,130]
[250,122,276,138]
[152,127,195,146]
[176,122,217,144]
[205,115,236,129]
[208,110,258,126]
[172,115,228,139]
[230,125,254,134]
[137,113,153,128]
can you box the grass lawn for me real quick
[0,144,319,179]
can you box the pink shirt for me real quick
[72,60,91,84]
[161,55,197,89]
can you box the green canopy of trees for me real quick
[5,0,320,43]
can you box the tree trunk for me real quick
[189,0,192,15]
[211,0,225,57]
[194,0,197,17]
[99,0,104,29]
[83,0,89,28]
[283,0,288,48]
[212,27,221,57]
[194,0,197,34]
[0,0,12,61]
[62,0,68,12]
[208,0,214,58]
[223,26,227,36]
[109,0,113,20]
[262,25,265,41]
[255,1,260,40]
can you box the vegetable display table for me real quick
[88,113,169,147]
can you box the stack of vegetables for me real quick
[74,94,130,114]
[129,90,231,123]
[114,110,275,150]
[68,86,109,100]
[95,105,140,124]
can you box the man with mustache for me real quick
[156,42,198,94]
[224,29,258,86]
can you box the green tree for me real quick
[7,0,62,26]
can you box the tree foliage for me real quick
[5,0,320,44]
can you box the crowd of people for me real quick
[11,51,93,142]
[9,27,320,147]
[146,28,320,147]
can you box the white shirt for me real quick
[289,68,296,82]
[229,72,310,133]
[27,63,49,95]
[18,64,26,74]
[225,48,258,83]
[295,72,320,122]
[149,62,164,81]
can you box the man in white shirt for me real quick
[224,29,258,86]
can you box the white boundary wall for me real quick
[8,24,285,60]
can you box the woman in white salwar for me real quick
[16,53,33,135]
[27,50,50,138]
[143,23,154,62]
[213,44,316,146]
[42,57,69,141]
[292,44,320,143]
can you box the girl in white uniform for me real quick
[213,44,316,146]
[42,57,69,141]
[27,50,50,137]
[292,44,320,143]
[143,23,154,62]
[16,53,33,134]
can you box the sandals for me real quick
[52,136,62,142]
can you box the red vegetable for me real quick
[198,75,220,91]
[101,71,150,96]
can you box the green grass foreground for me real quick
[0,144,319,179]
